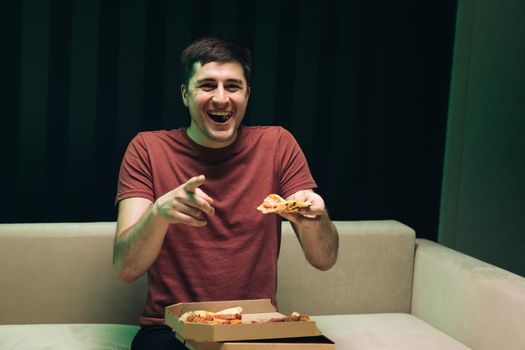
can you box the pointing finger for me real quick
[183,175,205,193]
[181,176,214,216]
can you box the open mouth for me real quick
[207,111,232,124]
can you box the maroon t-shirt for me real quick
[116,125,316,325]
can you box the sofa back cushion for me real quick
[412,239,525,350]
[0,220,417,324]
[0,222,147,325]
[277,220,416,315]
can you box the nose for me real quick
[212,87,228,105]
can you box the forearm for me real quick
[113,204,169,283]
[292,212,339,271]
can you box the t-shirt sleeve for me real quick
[276,127,317,198]
[115,133,155,205]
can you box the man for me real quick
[113,36,339,349]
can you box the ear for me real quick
[181,84,189,107]
[246,85,251,101]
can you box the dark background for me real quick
[1,0,457,241]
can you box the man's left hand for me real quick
[278,190,326,225]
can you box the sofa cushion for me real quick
[0,324,139,350]
[312,313,470,350]
[277,220,415,315]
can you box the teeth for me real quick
[208,111,232,123]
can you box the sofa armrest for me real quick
[412,239,525,350]
[277,220,415,315]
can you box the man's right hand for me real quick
[114,175,214,282]
[154,175,215,226]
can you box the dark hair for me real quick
[180,36,252,87]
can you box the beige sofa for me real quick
[0,221,524,349]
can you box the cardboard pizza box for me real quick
[164,299,326,343]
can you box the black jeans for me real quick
[131,325,187,350]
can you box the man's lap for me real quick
[131,325,187,350]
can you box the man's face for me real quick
[181,61,250,148]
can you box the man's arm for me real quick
[279,190,339,271]
[113,175,214,283]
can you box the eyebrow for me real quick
[195,78,244,85]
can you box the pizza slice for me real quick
[256,194,312,214]
[250,311,311,324]
[266,311,311,322]
[179,306,243,325]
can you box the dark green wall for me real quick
[439,0,525,276]
[1,0,457,242]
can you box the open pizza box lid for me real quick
[164,299,323,343]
